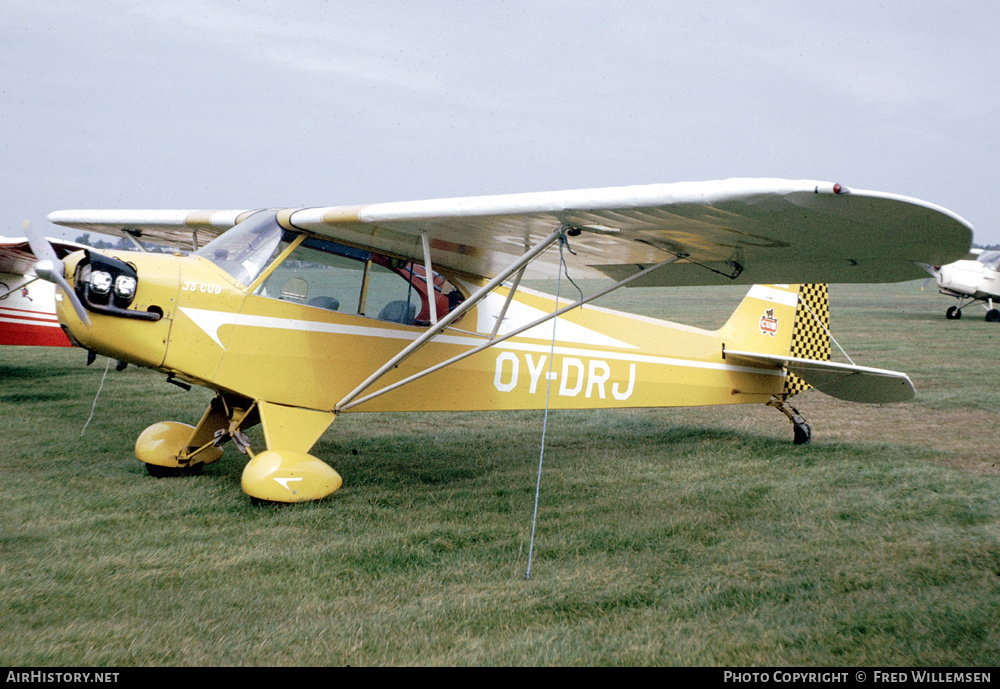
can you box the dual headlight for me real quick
[75,252,140,310]
[87,270,137,301]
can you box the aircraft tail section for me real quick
[719,284,830,397]
[724,284,914,404]
[781,283,830,397]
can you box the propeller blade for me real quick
[23,219,58,263]
[23,220,92,327]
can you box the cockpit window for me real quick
[252,233,464,326]
[255,240,366,312]
[196,211,290,286]
[977,251,1000,271]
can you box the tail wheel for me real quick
[767,397,812,446]
[946,306,962,320]
[792,419,812,445]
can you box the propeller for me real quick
[23,220,92,327]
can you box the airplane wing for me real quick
[724,350,915,403]
[47,178,973,285]
[0,236,89,274]
[45,210,245,253]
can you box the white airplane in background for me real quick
[928,249,1000,322]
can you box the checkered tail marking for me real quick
[782,283,830,398]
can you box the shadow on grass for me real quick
[307,417,924,490]
[0,360,88,400]
[0,390,75,403]
[104,408,946,517]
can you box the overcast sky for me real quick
[4,1,998,244]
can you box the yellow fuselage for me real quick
[59,250,793,415]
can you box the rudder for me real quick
[782,283,830,397]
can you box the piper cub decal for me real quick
[759,308,779,336]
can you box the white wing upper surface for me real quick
[47,178,973,285]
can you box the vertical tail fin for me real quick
[719,283,830,397]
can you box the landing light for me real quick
[73,251,151,317]
[114,275,137,300]
[89,270,113,295]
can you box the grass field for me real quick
[1,281,998,666]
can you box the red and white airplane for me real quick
[0,235,90,347]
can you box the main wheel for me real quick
[135,421,221,477]
[241,450,343,503]
[946,306,962,320]
[986,309,1000,323]
[146,462,204,478]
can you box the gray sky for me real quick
[4,0,998,244]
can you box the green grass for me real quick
[1,282,998,666]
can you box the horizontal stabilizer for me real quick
[724,350,914,403]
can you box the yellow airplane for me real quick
[30,178,971,503]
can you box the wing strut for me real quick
[335,245,685,413]
[334,228,565,412]
[421,232,438,325]
[0,275,39,300]
[491,266,526,339]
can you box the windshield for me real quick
[195,211,287,286]
[251,234,465,326]
[976,251,1000,271]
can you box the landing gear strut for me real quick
[768,396,811,445]
[134,393,341,503]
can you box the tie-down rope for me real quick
[526,232,581,579]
